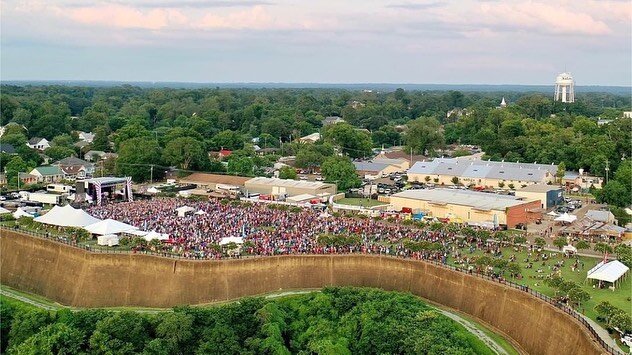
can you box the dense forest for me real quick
[0,85,630,207]
[0,287,493,354]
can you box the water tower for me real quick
[554,72,575,103]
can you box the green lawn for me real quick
[336,198,387,207]
[447,247,631,321]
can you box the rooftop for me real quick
[353,161,396,173]
[32,166,63,176]
[408,158,556,182]
[392,188,533,211]
[180,173,250,186]
[517,184,563,193]
[246,177,334,189]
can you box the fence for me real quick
[0,226,623,354]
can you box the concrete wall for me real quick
[0,231,605,355]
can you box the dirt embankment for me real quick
[1,231,606,355]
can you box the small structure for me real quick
[299,133,321,143]
[562,245,577,255]
[54,157,95,179]
[26,137,50,151]
[175,206,195,217]
[585,210,617,224]
[179,173,249,193]
[30,166,65,183]
[84,219,137,235]
[322,116,345,125]
[499,97,507,108]
[34,205,101,227]
[75,177,133,205]
[353,161,401,180]
[0,144,16,154]
[13,208,34,219]
[97,234,119,246]
[554,213,577,224]
[143,231,169,242]
[554,72,575,103]
[245,177,337,198]
[515,184,564,209]
[586,260,629,290]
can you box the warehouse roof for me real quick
[408,158,556,182]
[518,184,563,193]
[180,173,250,186]
[353,161,396,173]
[392,188,532,211]
[246,177,334,189]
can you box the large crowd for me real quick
[87,198,496,262]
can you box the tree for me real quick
[575,240,590,252]
[614,244,632,268]
[162,137,205,170]
[278,166,297,180]
[608,311,632,334]
[226,156,254,176]
[44,146,76,161]
[209,130,244,151]
[450,176,459,185]
[506,263,521,278]
[116,137,163,182]
[513,235,527,244]
[322,123,372,159]
[567,287,590,308]
[534,237,546,248]
[593,242,613,256]
[321,156,361,191]
[91,126,110,152]
[4,156,31,187]
[597,181,628,207]
[10,323,83,355]
[556,162,566,184]
[405,117,444,156]
[553,236,567,250]
[594,301,617,323]
[7,309,52,350]
[155,312,194,353]
[89,312,149,354]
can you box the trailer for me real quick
[27,192,64,205]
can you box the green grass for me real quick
[447,309,520,355]
[447,247,631,321]
[336,198,387,207]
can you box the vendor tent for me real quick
[194,210,207,215]
[97,234,120,246]
[144,230,169,242]
[175,206,195,217]
[34,205,101,227]
[13,208,33,219]
[126,230,148,237]
[219,236,244,245]
[0,207,11,215]
[587,260,629,289]
[547,211,559,216]
[554,213,577,223]
[84,219,138,235]
[147,187,159,194]
[562,245,577,254]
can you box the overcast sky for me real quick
[1,0,630,85]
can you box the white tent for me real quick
[146,187,159,194]
[194,210,207,215]
[175,206,195,217]
[97,234,120,246]
[34,205,101,227]
[126,230,149,237]
[0,207,11,215]
[554,213,577,223]
[13,208,33,219]
[143,230,169,242]
[318,211,331,219]
[84,219,138,235]
[219,236,244,245]
[547,211,559,216]
[587,260,629,289]
[562,245,577,254]
[178,190,191,197]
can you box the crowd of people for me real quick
[87,198,495,262]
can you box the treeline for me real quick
[0,85,630,186]
[0,287,492,354]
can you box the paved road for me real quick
[580,313,621,350]
[436,309,509,355]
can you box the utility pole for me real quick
[605,159,609,185]
[17,172,20,191]
[150,165,154,184]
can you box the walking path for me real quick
[580,313,621,350]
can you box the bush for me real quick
[220,199,230,205]
[290,207,302,213]
[230,201,241,207]
[0,214,15,222]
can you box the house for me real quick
[54,157,94,179]
[30,166,65,183]
[0,122,27,137]
[209,149,233,160]
[299,133,321,143]
[0,174,6,185]
[585,210,618,225]
[27,137,50,151]
[19,173,38,186]
[353,161,402,180]
[0,144,16,154]
[74,140,91,149]
[256,148,280,156]
[84,150,107,162]
[374,149,424,167]
[623,111,632,119]
[322,116,345,125]
[563,170,603,190]
[77,131,95,143]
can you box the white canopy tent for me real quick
[547,211,559,216]
[194,210,207,215]
[126,230,149,237]
[13,208,33,219]
[146,187,159,194]
[175,206,195,217]
[97,234,120,246]
[554,213,577,223]
[34,205,101,227]
[587,260,629,290]
[562,245,577,254]
[84,219,138,235]
[219,236,244,245]
[0,207,11,215]
[143,230,169,242]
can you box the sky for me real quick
[1,0,631,85]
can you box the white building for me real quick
[27,137,50,151]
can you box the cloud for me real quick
[109,0,275,9]
[64,4,187,30]
[386,2,445,10]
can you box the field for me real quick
[336,197,387,207]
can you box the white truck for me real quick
[27,192,64,205]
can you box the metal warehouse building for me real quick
[390,189,542,228]
[514,184,564,209]
[244,177,337,197]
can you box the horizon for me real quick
[2,1,631,86]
